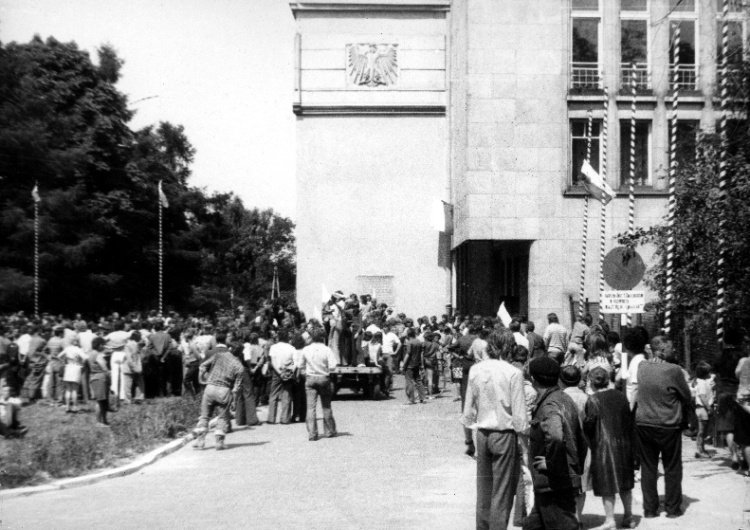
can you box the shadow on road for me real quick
[225,441,270,450]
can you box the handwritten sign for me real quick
[600,290,645,314]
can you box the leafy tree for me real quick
[0,36,295,315]
[621,59,750,336]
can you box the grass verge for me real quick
[0,396,200,489]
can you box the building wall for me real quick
[291,1,451,318]
[448,0,739,327]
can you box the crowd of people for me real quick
[1,296,748,529]
[458,312,750,530]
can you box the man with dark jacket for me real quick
[526,357,587,530]
[635,335,691,519]
[525,322,546,360]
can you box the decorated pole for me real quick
[717,0,730,345]
[627,66,638,327]
[32,183,40,318]
[599,88,609,322]
[579,109,593,320]
[158,180,169,315]
[665,23,681,336]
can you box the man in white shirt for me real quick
[510,320,529,351]
[267,329,297,424]
[462,328,528,530]
[616,326,650,410]
[298,328,338,441]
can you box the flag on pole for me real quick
[372,288,377,300]
[321,284,331,303]
[158,181,169,208]
[430,199,447,232]
[32,185,40,203]
[580,160,616,205]
[496,302,512,327]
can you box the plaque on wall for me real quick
[356,275,395,306]
[346,44,399,87]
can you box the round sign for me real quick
[602,246,646,290]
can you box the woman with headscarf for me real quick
[20,339,47,402]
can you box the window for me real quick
[673,120,699,166]
[620,120,651,186]
[571,18,600,89]
[670,20,698,89]
[717,20,745,66]
[571,119,601,186]
[572,0,598,9]
[622,0,647,11]
[669,0,695,12]
[621,20,649,89]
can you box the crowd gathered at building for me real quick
[1,293,749,529]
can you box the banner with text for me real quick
[601,290,645,314]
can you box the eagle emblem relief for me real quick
[347,44,399,87]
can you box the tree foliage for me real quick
[620,57,750,333]
[0,36,294,314]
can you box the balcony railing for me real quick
[570,62,602,90]
[621,63,651,91]
[670,64,698,91]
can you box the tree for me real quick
[0,36,296,315]
[621,59,750,335]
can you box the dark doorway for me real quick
[454,240,531,318]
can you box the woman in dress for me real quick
[88,337,111,425]
[58,338,87,413]
[583,367,636,530]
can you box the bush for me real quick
[0,396,200,489]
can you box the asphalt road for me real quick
[1,376,748,529]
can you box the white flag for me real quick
[430,198,446,232]
[32,185,40,203]
[321,284,331,303]
[313,305,322,323]
[580,160,616,205]
[496,302,512,327]
[158,181,169,208]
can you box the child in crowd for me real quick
[0,384,27,437]
[693,361,715,458]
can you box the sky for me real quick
[0,0,298,218]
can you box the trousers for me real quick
[305,375,336,439]
[404,366,425,403]
[122,372,145,403]
[636,425,683,515]
[476,429,519,530]
[195,384,232,436]
[267,371,292,424]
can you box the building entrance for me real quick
[454,240,531,318]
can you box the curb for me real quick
[1,432,195,500]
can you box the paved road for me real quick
[2,377,748,529]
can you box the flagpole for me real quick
[717,0,730,345]
[34,183,39,319]
[627,65,638,327]
[579,109,593,320]
[665,24,680,337]
[599,87,609,322]
[159,181,163,316]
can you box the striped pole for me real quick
[34,185,39,319]
[579,110,593,319]
[158,186,163,315]
[599,88,609,321]
[665,23,681,336]
[627,66,637,326]
[717,0,730,345]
